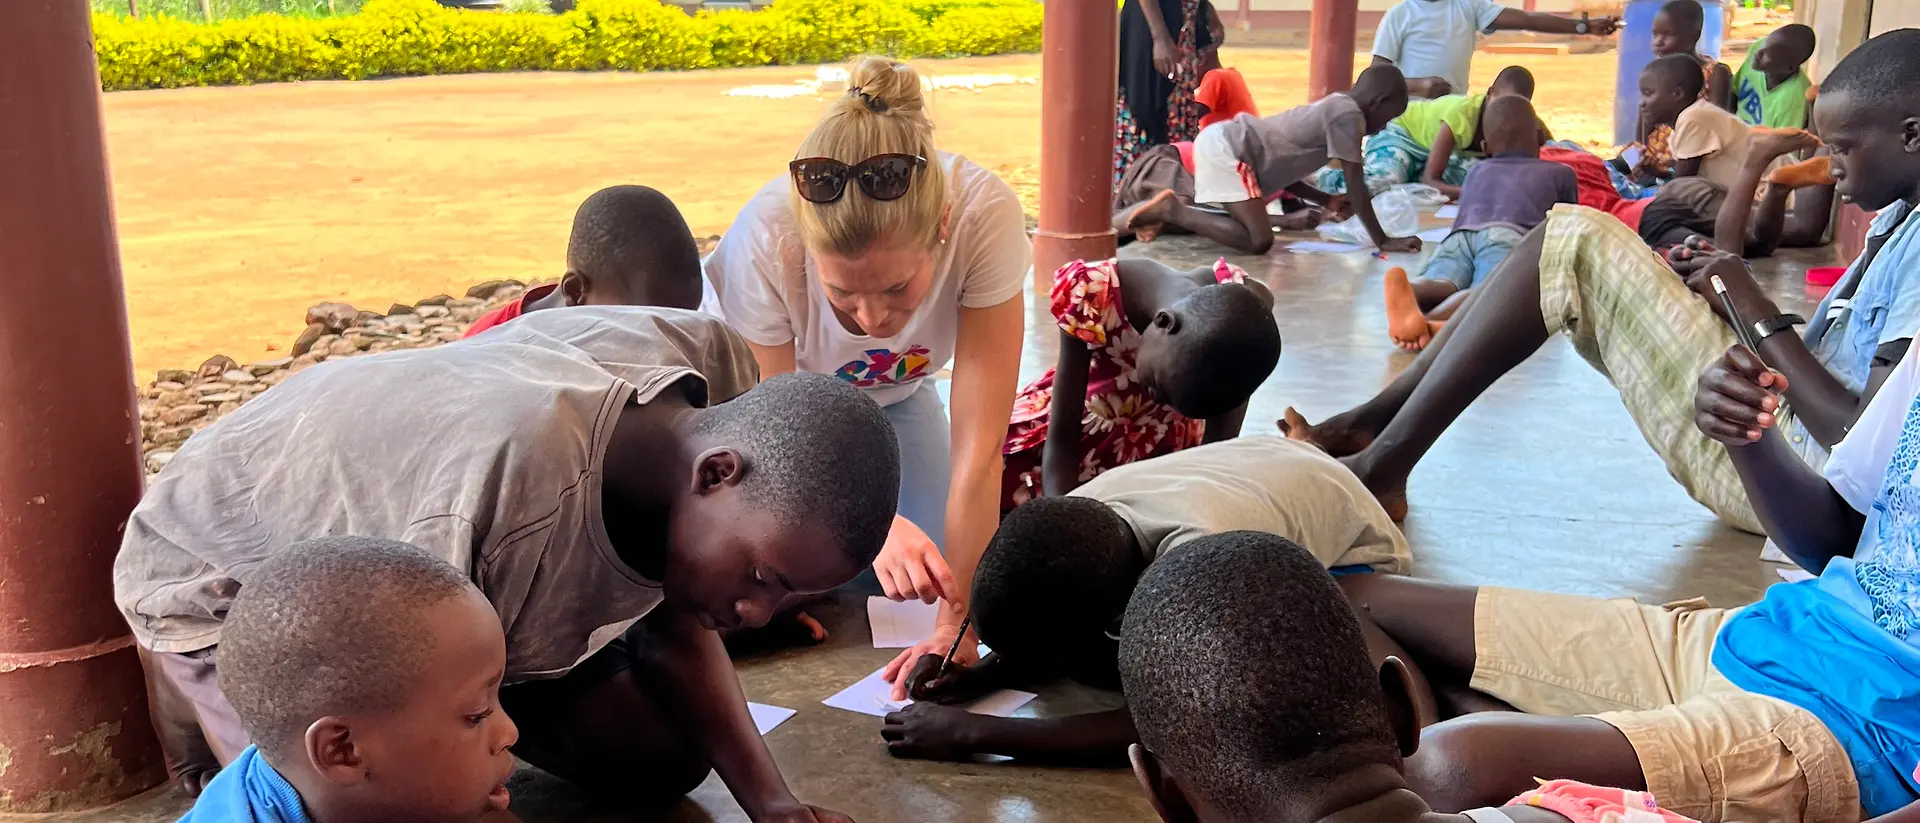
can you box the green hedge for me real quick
[94,0,1043,91]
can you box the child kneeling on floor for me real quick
[181,537,519,823]
[885,435,1411,757]
[1118,530,1700,823]
[1381,94,1577,351]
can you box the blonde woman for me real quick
[704,57,1029,697]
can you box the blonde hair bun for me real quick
[792,57,947,257]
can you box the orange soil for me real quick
[103,47,1692,378]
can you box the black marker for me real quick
[1711,274,1789,420]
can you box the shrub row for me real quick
[94,0,1043,91]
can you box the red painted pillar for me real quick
[1307,0,1360,100]
[0,0,166,811]
[1034,0,1119,282]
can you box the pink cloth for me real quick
[1506,779,1700,823]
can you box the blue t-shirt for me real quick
[1450,152,1579,234]
[1714,329,1920,816]
[177,746,312,823]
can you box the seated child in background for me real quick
[181,537,519,822]
[1117,65,1420,254]
[465,185,705,337]
[885,435,1412,756]
[998,258,1280,509]
[1195,66,1258,129]
[1311,65,1538,201]
[1653,0,1732,110]
[1382,95,1577,351]
[1117,531,1700,823]
[1638,128,1830,254]
[1615,2,1731,193]
[118,307,894,821]
[1735,24,1816,130]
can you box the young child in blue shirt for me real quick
[180,537,519,823]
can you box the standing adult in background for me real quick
[1371,0,1616,99]
[704,57,1029,683]
[1116,0,1225,188]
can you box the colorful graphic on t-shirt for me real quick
[835,346,933,388]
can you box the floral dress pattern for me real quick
[999,257,1249,511]
[1112,0,1208,188]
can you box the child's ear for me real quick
[1901,117,1920,155]
[1129,743,1198,823]
[691,447,747,494]
[305,717,370,786]
[559,271,590,307]
[1379,656,1422,759]
[1151,309,1181,334]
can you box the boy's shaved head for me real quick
[220,537,480,761]
[1813,29,1920,211]
[1143,283,1281,420]
[1481,94,1544,155]
[1349,65,1410,132]
[1490,65,1535,99]
[974,497,1139,678]
[1657,0,1703,36]
[567,185,703,310]
[1819,28,1920,109]
[1645,52,1707,100]
[1120,531,1399,819]
[690,372,899,566]
[1770,24,1815,63]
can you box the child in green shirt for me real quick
[1735,24,1815,130]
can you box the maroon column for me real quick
[0,0,166,811]
[1034,0,1119,282]
[1307,0,1360,100]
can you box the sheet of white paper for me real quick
[1433,204,1460,219]
[1776,568,1816,583]
[1287,240,1369,254]
[822,668,1038,719]
[867,596,941,648]
[1621,145,1644,168]
[748,702,796,735]
[1760,539,1792,564]
[1417,226,1454,243]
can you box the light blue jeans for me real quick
[884,382,952,552]
[1421,225,1526,290]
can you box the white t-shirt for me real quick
[1371,0,1506,92]
[1825,331,1920,518]
[704,153,1031,407]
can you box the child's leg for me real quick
[500,617,714,803]
[138,647,230,795]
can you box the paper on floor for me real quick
[867,596,940,648]
[1416,226,1454,243]
[1287,240,1370,254]
[748,702,796,735]
[1434,204,1460,219]
[1776,568,1816,584]
[822,668,1038,719]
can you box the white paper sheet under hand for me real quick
[1416,226,1453,243]
[1434,204,1460,219]
[1287,240,1370,254]
[867,596,940,648]
[822,668,1037,719]
[748,702,796,735]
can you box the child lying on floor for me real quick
[998,257,1279,508]
[180,537,520,822]
[882,436,1411,760]
[1311,65,1538,201]
[1118,530,1701,823]
[465,185,706,337]
[1381,94,1576,351]
[1116,65,1419,255]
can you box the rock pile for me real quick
[136,279,533,477]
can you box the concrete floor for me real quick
[18,218,1845,823]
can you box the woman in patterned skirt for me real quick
[1115,0,1222,188]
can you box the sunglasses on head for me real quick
[789,154,927,204]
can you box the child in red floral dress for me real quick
[1000,257,1280,510]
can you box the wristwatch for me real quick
[1753,313,1806,342]
[1573,12,1591,34]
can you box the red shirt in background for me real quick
[462,283,558,338]
[1540,147,1650,231]
[1196,68,1259,130]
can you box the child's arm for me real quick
[1138,0,1176,76]
[1868,801,1920,823]
[653,607,847,823]
[1420,124,1464,201]
[1707,64,1734,111]
[1346,177,1421,252]
[1694,346,1863,572]
[1203,0,1224,54]
[1671,156,1703,178]
[884,705,1136,765]
[1284,181,1348,217]
[1041,332,1094,497]
[1490,7,1616,34]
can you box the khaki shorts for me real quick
[1471,586,1861,823]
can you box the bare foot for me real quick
[1272,206,1325,232]
[1383,267,1434,351]
[1122,189,1179,242]
[1278,407,1378,458]
[1767,155,1834,189]
[1749,127,1821,163]
[1339,453,1408,522]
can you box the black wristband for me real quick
[1752,313,1806,342]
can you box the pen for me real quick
[1711,274,1790,421]
[936,616,972,680]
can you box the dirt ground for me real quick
[103,45,1731,378]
